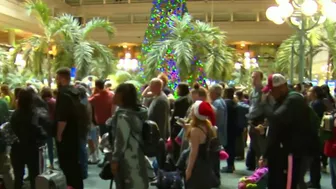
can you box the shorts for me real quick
[87,126,98,142]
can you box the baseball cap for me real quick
[262,73,287,93]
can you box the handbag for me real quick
[320,112,334,141]
[99,162,114,180]
[156,169,183,189]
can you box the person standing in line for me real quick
[10,89,47,189]
[170,82,192,161]
[222,87,238,173]
[89,80,114,137]
[324,119,336,189]
[260,74,319,189]
[55,68,83,189]
[110,83,149,189]
[89,79,115,167]
[209,84,227,181]
[306,86,325,188]
[235,91,250,160]
[245,71,267,170]
[147,78,170,140]
[41,87,56,169]
[185,101,219,189]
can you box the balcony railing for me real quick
[64,0,271,6]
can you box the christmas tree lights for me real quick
[141,0,188,89]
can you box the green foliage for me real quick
[274,20,336,79]
[144,13,233,83]
[114,70,144,90]
[11,0,116,85]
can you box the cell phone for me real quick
[176,118,186,126]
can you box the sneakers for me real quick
[306,181,321,189]
[220,166,235,173]
[321,166,328,174]
[88,153,99,164]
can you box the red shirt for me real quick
[89,90,114,125]
[324,127,336,157]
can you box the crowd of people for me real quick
[0,68,335,189]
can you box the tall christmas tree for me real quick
[141,0,188,89]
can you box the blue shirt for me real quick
[212,98,227,146]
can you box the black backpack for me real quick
[65,91,90,140]
[141,120,161,157]
[0,132,6,153]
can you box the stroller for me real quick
[151,138,183,189]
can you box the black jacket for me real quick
[224,99,238,138]
[10,109,47,148]
[265,92,319,158]
[170,96,192,137]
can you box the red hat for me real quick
[262,73,287,93]
[193,101,215,123]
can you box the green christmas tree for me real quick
[141,0,188,89]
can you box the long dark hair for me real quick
[17,88,34,112]
[311,86,325,100]
[115,83,140,111]
[321,84,335,105]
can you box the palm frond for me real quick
[82,18,115,39]
[5,71,33,89]
[143,13,233,83]
[172,39,193,79]
[55,14,82,42]
[25,0,51,27]
[90,41,116,77]
[144,40,171,79]
[115,70,133,83]
[125,80,142,90]
[74,42,94,78]
[0,48,11,77]
[273,35,299,75]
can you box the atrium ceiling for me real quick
[1,0,293,45]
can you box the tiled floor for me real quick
[83,160,333,189]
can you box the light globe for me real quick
[273,17,285,24]
[323,2,336,21]
[278,3,294,18]
[318,15,327,24]
[301,0,318,16]
[266,6,281,21]
[276,0,290,5]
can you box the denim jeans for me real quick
[79,139,88,179]
[46,137,54,166]
[330,158,336,189]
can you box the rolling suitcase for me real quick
[35,145,67,189]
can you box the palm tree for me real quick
[11,0,116,85]
[0,48,8,81]
[53,14,116,79]
[144,13,234,83]
[114,70,144,89]
[274,20,336,79]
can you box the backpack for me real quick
[320,112,335,141]
[288,91,320,132]
[65,90,90,140]
[0,132,6,153]
[288,91,320,155]
[141,120,161,157]
[35,107,52,136]
[111,109,161,158]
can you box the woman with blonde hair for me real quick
[185,101,219,189]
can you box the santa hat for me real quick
[193,101,214,121]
